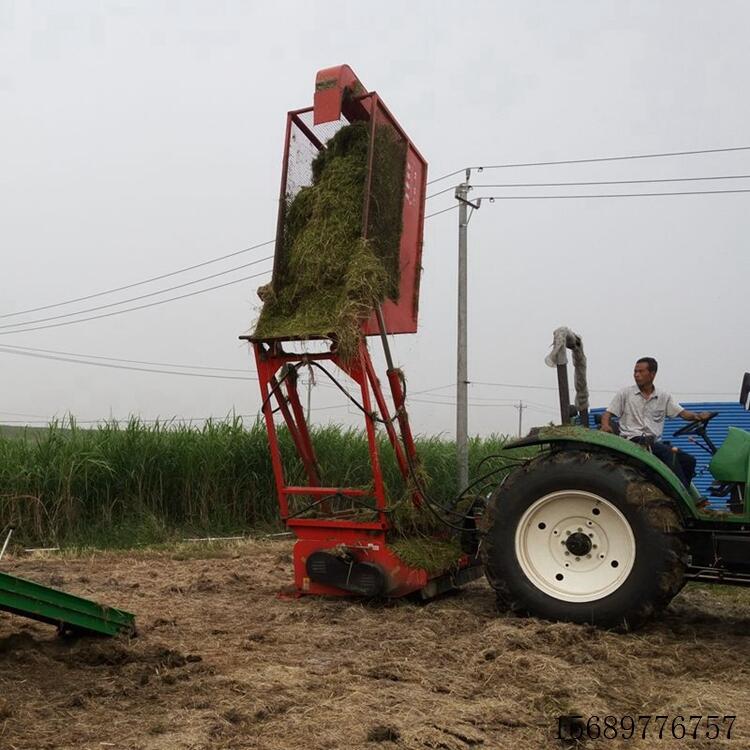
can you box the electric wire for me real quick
[0,180,462,327]
[469,379,738,397]
[0,413,255,426]
[0,343,735,400]
[0,268,272,336]
[0,343,249,372]
[10,170,747,331]
[473,188,750,201]
[0,239,275,320]
[0,256,273,330]
[426,172,750,199]
[426,145,750,186]
[424,205,459,219]
[0,346,258,381]
[474,173,750,189]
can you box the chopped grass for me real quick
[253,121,406,358]
[389,536,463,574]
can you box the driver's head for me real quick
[634,357,658,388]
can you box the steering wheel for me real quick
[672,411,719,437]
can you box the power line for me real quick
[427,145,750,186]
[470,380,738,397]
[473,188,750,201]
[408,394,557,413]
[0,268,272,336]
[426,185,460,200]
[0,346,258,381]
[0,187,454,328]
[473,173,750,189]
[408,396,514,408]
[427,173,750,199]
[0,343,250,373]
[415,392,520,404]
[0,345,736,399]
[0,256,273,330]
[424,205,459,219]
[408,383,455,396]
[0,409,52,419]
[0,239,275,320]
[0,413,259,426]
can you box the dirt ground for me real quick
[1,540,748,750]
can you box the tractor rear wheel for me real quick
[481,450,687,630]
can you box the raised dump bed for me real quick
[0,571,135,637]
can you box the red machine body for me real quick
[247,66,480,599]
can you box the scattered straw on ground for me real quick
[1,540,749,749]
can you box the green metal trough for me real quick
[0,571,135,637]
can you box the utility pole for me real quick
[455,172,471,492]
[515,400,526,437]
[306,376,312,423]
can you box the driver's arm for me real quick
[601,411,615,433]
[678,409,712,422]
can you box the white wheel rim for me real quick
[514,490,636,603]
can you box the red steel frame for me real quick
[252,336,439,596]
[273,84,427,335]
[248,66,475,598]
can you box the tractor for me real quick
[246,65,750,630]
[482,337,750,629]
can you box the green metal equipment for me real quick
[0,571,135,637]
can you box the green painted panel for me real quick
[0,572,135,637]
[709,427,750,483]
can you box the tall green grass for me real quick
[0,419,520,548]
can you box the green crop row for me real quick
[0,418,524,549]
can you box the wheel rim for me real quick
[514,490,636,603]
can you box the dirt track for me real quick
[1,540,748,750]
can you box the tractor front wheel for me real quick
[481,450,686,630]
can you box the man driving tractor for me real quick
[601,357,712,488]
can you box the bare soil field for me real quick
[1,540,748,750]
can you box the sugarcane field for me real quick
[2,4,750,750]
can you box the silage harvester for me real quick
[245,66,750,631]
[243,65,484,600]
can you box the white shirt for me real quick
[607,385,683,440]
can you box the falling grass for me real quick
[0,420,526,549]
[253,121,406,358]
[389,537,464,575]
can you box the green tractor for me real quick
[481,350,750,630]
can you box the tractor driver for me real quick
[600,357,712,488]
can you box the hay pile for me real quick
[254,121,406,358]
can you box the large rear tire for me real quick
[481,450,686,630]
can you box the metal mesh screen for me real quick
[278,104,407,304]
[258,95,413,346]
[284,111,347,207]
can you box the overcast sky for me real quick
[1,1,749,438]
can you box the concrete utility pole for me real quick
[455,172,471,492]
[306,377,312,423]
[515,400,526,437]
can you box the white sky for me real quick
[1,1,749,437]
